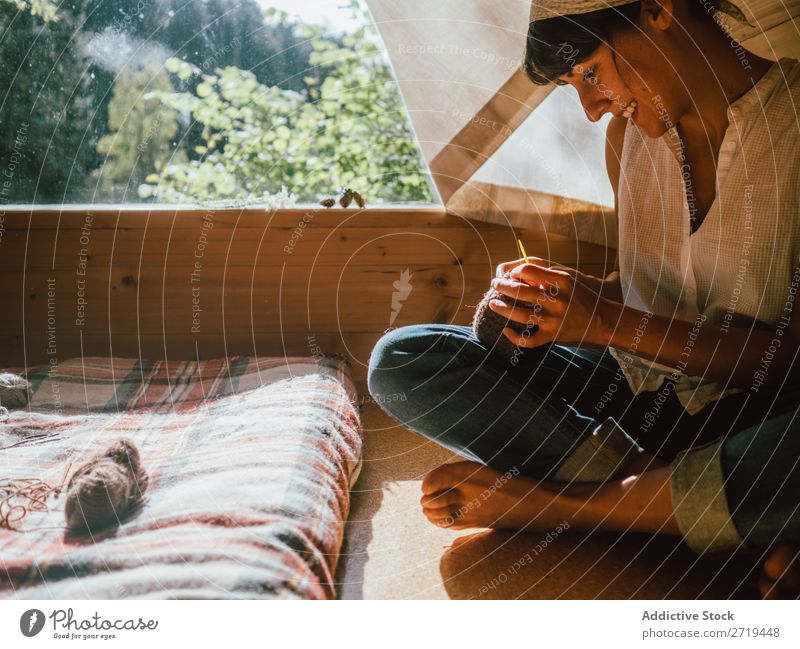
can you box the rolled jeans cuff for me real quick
[670,439,744,554]
[552,417,643,482]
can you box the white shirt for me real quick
[610,58,800,415]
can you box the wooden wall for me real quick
[0,207,614,385]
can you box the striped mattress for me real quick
[0,355,362,599]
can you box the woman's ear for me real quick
[640,0,675,31]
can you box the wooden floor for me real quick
[336,402,765,599]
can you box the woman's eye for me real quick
[583,66,597,82]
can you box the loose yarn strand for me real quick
[0,477,61,531]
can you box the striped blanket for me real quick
[0,355,362,599]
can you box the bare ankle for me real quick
[625,451,668,475]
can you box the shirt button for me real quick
[730,106,741,119]
[725,140,738,151]
[687,287,696,297]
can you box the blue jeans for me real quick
[368,324,800,551]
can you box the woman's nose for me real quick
[565,80,612,123]
[574,84,609,122]
[584,90,617,122]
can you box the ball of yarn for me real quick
[0,373,30,409]
[472,274,538,364]
[65,439,148,535]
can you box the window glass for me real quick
[0,0,436,206]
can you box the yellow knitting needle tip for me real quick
[517,238,530,264]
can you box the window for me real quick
[0,0,436,206]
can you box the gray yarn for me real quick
[65,438,149,535]
[0,373,30,408]
[472,273,539,365]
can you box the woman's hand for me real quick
[488,262,612,347]
[496,256,574,279]
[496,257,620,302]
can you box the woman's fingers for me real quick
[510,263,571,295]
[489,263,583,347]
[490,277,532,303]
[488,299,559,347]
[491,276,558,304]
[488,297,547,327]
[496,257,547,278]
[490,275,564,328]
[492,268,566,305]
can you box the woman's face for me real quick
[558,30,683,138]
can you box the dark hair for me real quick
[524,3,643,85]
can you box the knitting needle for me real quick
[517,238,530,264]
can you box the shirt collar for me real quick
[660,58,790,159]
[727,58,788,120]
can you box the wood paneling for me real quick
[0,207,614,382]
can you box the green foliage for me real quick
[141,18,434,205]
[0,1,95,203]
[0,0,433,205]
[95,67,184,200]
[2,0,58,22]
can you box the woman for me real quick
[368,0,800,596]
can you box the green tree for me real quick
[140,17,434,205]
[82,0,336,174]
[1,0,57,22]
[94,67,183,200]
[0,0,96,203]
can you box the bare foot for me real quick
[420,461,576,532]
[759,544,800,599]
